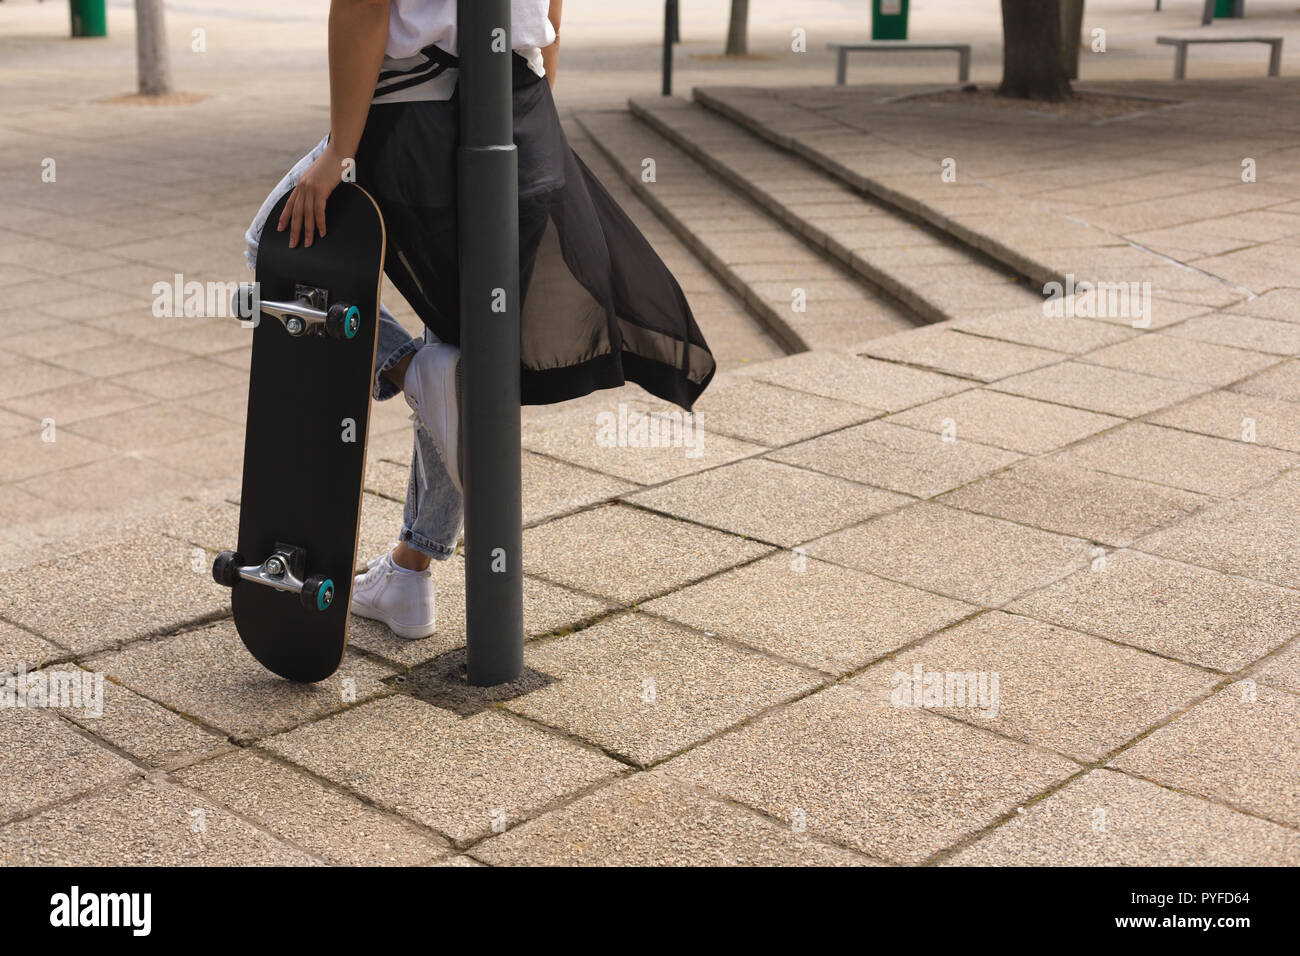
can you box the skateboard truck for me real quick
[213,543,335,612]
[233,283,360,340]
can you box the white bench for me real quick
[827,41,972,85]
[1156,35,1282,79]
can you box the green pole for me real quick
[70,0,108,38]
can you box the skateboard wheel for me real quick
[326,304,360,341]
[302,575,335,612]
[213,550,243,588]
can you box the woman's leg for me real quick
[372,320,462,570]
[395,330,465,563]
[382,353,412,393]
[372,304,421,401]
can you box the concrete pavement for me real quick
[0,0,1297,866]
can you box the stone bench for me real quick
[1156,35,1281,79]
[827,41,972,85]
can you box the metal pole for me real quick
[458,0,523,686]
[662,1,678,95]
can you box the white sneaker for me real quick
[350,551,436,640]
[404,342,462,494]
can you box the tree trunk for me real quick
[1060,0,1084,81]
[136,0,172,96]
[998,0,1071,101]
[725,0,749,57]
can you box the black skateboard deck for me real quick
[214,183,385,682]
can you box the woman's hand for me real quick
[278,0,390,248]
[277,143,349,249]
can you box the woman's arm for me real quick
[542,0,563,88]
[279,0,391,248]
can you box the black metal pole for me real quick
[662,0,678,95]
[458,0,523,686]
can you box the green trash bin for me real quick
[70,0,108,38]
[1213,0,1242,16]
[872,0,909,41]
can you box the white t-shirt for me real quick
[387,0,554,74]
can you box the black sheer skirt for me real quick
[354,52,715,410]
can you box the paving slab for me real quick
[853,612,1218,762]
[937,458,1210,547]
[15,453,196,515]
[642,552,976,675]
[523,504,771,605]
[624,457,908,548]
[949,769,1300,866]
[807,502,1091,607]
[1166,312,1300,356]
[750,351,970,411]
[472,772,871,866]
[1049,421,1298,497]
[0,378,154,426]
[1253,639,1300,695]
[1137,499,1300,590]
[142,496,240,553]
[0,361,86,404]
[522,407,764,485]
[884,388,1122,455]
[0,621,63,672]
[861,328,1064,383]
[1196,243,1300,293]
[356,491,417,561]
[139,427,245,482]
[64,401,229,450]
[952,309,1136,354]
[1008,549,1300,673]
[991,360,1209,417]
[1243,467,1300,511]
[0,428,110,484]
[175,750,450,866]
[1111,684,1300,828]
[108,355,249,401]
[49,340,187,379]
[1228,288,1300,324]
[1232,358,1300,403]
[0,778,316,866]
[0,707,139,822]
[0,536,231,655]
[262,695,624,844]
[49,664,230,768]
[663,684,1078,864]
[347,558,611,670]
[90,621,396,741]
[1148,389,1300,452]
[520,451,637,525]
[769,419,1021,499]
[689,376,881,446]
[507,612,820,766]
[1083,333,1276,387]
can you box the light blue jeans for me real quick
[244,137,464,561]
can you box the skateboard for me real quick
[213,182,385,683]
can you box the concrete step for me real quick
[563,121,787,371]
[574,109,921,355]
[628,96,1040,325]
[690,86,1109,295]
